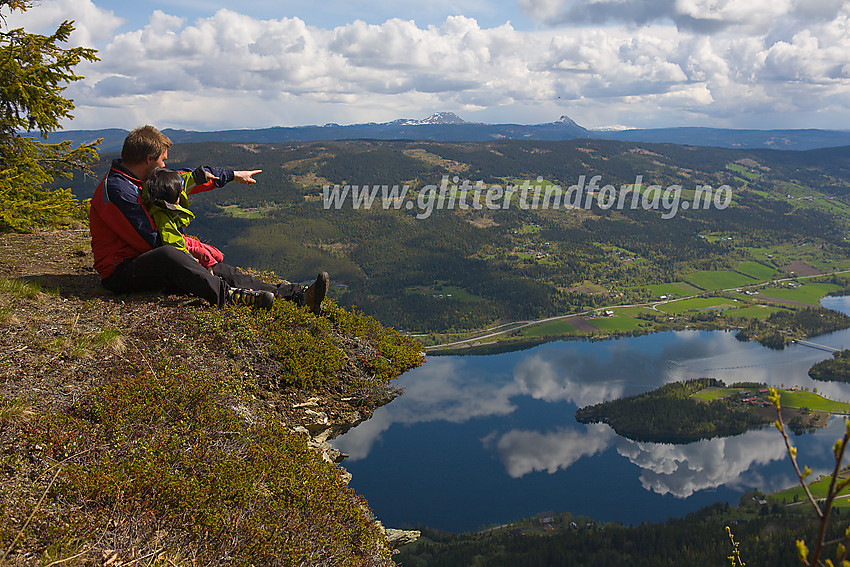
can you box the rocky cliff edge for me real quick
[0,228,422,566]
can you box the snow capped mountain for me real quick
[392,112,470,126]
[554,115,582,128]
[414,112,468,125]
[389,112,586,128]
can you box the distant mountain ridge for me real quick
[389,111,469,126]
[46,112,850,152]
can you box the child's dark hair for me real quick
[146,168,183,205]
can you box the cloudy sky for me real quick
[7,0,850,131]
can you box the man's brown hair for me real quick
[121,125,173,164]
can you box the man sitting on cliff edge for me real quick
[89,125,328,312]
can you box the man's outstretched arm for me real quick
[186,168,262,195]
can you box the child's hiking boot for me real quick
[226,287,274,309]
[304,272,329,315]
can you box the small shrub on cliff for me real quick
[7,362,389,565]
[195,297,422,390]
[323,301,423,382]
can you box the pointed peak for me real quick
[401,112,468,126]
[556,115,581,128]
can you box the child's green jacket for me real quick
[141,169,202,254]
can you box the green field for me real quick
[684,270,759,290]
[617,306,662,318]
[517,222,542,234]
[720,304,785,319]
[829,259,850,270]
[692,387,740,401]
[768,182,850,215]
[218,204,265,219]
[769,474,850,509]
[744,242,846,270]
[692,387,850,412]
[405,284,485,302]
[778,181,815,199]
[641,282,702,298]
[591,313,648,332]
[656,297,741,315]
[516,319,579,337]
[735,261,776,280]
[503,177,560,190]
[780,390,850,412]
[701,233,735,243]
[758,282,841,305]
[726,163,762,181]
[816,198,850,216]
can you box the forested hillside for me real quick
[393,502,839,567]
[67,139,850,333]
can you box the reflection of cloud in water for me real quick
[331,411,395,462]
[333,357,520,460]
[512,332,749,406]
[664,331,850,402]
[397,358,519,423]
[513,354,627,406]
[494,423,616,478]
[616,429,789,498]
[337,328,850,480]
[492,423,798,496]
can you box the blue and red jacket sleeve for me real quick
[185,166,235,195]
[98,168,158,251]
[90,165,159,279]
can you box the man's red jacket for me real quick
[89,160,232,279]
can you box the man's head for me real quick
[146,168,183,206]
[121,125,172,180]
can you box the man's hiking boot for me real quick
[226,287,275,310]
[304,272,329,315]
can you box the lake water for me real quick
[331,296,850,533]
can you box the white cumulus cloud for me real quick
[4,0,123,46]
[6,1,850,129]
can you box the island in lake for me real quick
[575,378,850,443]
[809,349,850,382]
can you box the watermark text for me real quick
[322,175,733,220]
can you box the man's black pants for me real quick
[101,246,302,307]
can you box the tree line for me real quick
[393,502,844,567]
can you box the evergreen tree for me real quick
[0,0,100,232]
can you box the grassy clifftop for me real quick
[0,229,423,566]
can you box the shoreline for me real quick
[424,274,850,355]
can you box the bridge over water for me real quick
[794,339,841,353]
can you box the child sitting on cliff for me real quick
[141,167,223,272]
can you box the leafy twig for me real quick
[726,526,746,566]
[769,387,850,567]
[769,389,821,516]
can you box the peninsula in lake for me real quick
[575,378,849,443]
